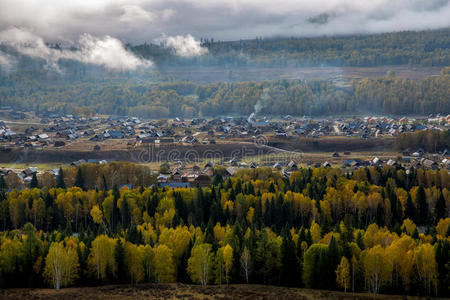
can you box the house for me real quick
[322,161,331,168]
[412,148,425,157]
[159,138,175,144]
[54,141,65,147]
[239,162,248,168]
[170,170,182,182]
[225,167,236,177]
[421,159,438,170]
[386,159,398,166]
[401,149,411,156]
[287,160,298,171]
[193,174,212,187]
[21,167,38,178]
[399,117,409,124]
[249,162,258,169]
[203,167,214,177]
[38,133,49,140]
[273,162,283,170]
[228,157,238,166]
[71,159,87,167]
[412,152,421,157]
[140,137,157,144]
[204,161,215,168]
[157,174,169,183]
[0,168,12,177]
[104,130,125,139]
[159,182,191,188]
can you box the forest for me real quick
[395,130,450,152]
[0,68,449,117]
[133,29,450,67]
[0,164,449,296]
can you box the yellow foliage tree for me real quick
[362,245,393,294]
[401,219,417,236]
[154,244,175,283]
[336,256,350,292]
[188,243,214,286]
[87,235,116,281]
[435,218,450,238]
[44,242,79,290]
[413,243,438,295]
[124,242,145,283]
[310,221,322,243]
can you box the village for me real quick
[0,107,449,188]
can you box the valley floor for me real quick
[0,283,441,300]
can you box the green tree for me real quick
[280,226,300,286]
[56,168,66,189]
[74,168,84,190]
[30,173,38,189]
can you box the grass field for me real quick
[0,283,440,300]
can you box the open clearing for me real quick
[156,65,442,84]
[0,283,441,300]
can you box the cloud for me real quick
[0,1,449,43]
[0,51,15,72]
[74,34,153,70]
[0,28,152,71]
[156,34,207,57]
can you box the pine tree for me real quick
[178,240,193,283]
[404,192,417,222]
[280,225,301,286]
[74,168,84,190]
[435,191,447,222]
[356,231,364,250]
[327,236,340,289]
[56,168,65,189]
[212,173,223,186]
[204,218,215,247]
[120,198,129,228]
[0,176,7,201]
[115,239,126,283]
[417,185,428,225]
[30,173,38,189]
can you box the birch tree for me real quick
[188,243,214,286]
[240,246,252,284]
[336,256,350,292]
[44,242,79,290]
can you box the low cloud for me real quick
[0,1,448,44]
[156,34,207,57]
[0,51,15,72]
[0,28,152,71]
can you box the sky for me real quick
[1,0,449,43]
[0,0,449,71]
